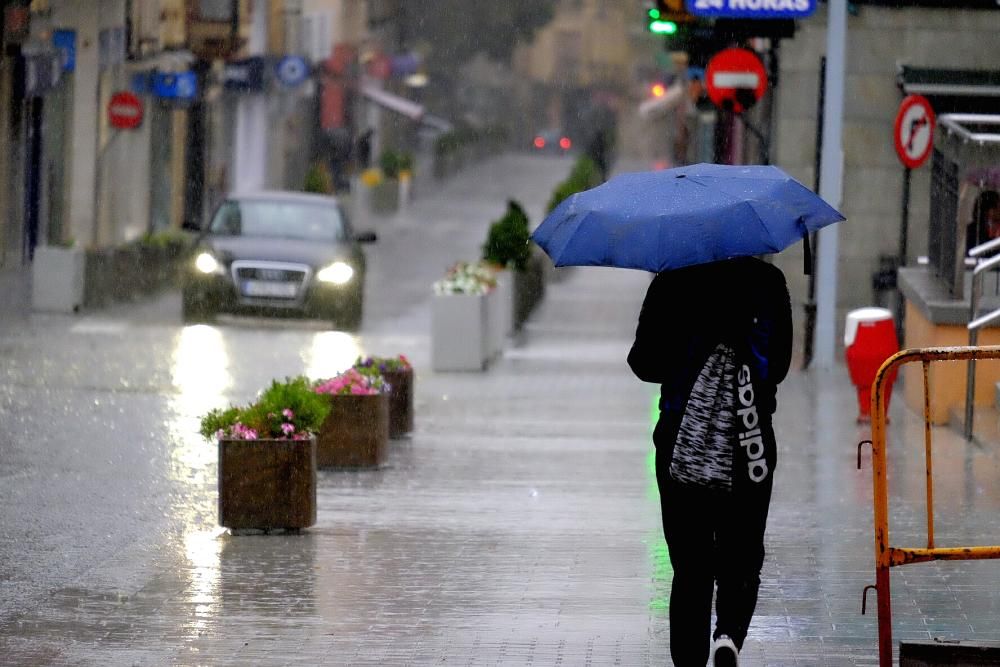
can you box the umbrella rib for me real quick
[742,200,782,253]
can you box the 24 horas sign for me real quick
[686,0,816,18]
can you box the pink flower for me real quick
[281,422,295,435]
[282,408,294,420]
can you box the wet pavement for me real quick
[2,154,1000,665]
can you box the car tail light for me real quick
[533,136,545,149]
[559,137,571,150]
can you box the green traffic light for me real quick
[649,20,677,35]
[648,8,660,19]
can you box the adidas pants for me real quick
[653,414,776,666]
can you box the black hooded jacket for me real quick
[627,257,792,422]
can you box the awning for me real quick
[360,82,424,121]
[898,66,1000,114]
[638,82,685,119]
[420,114,453,132]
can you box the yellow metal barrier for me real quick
[866,346,1000,667]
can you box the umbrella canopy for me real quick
[531,163,845,273]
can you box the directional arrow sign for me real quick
[893,95,936,169]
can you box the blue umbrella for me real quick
[531,163,845,273]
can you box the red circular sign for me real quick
[705,48,768,114]
[893,94,936,170]
[108,91,143,130]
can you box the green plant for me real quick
[569,155,601,189]
[199,376,331,441]
[354,354,412,374]
[482,199,531,270]
[546,155,601,213]
[140,229,191,253]
[397,151,414,173]
[303,162,333,194]
[379,149,403,180]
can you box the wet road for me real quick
[2,154,1000,665]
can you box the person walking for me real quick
[627,256,792,666]
[966,189,1000,253]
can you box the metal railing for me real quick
[963,239,1000,440]
[863,346,1000,667]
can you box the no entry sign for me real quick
[108,91,143,130]
[893,94,935,169]
[705,48,768,114]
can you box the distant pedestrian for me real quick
[965,189,1000,253]
[627,256,792,666]
[356,128,374,170]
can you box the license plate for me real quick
[242,280,298,298]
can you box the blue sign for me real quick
[153,71,198,100]
[685,0,816,18]
[52,29,75,73]
[131,71,153,94]
[275,56,310,87]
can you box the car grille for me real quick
[231,261,311,301]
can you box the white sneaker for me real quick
[711,634,739,667]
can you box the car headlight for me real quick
[317,261,354,285]
[194,252,221,274]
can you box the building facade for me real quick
[767,3,1000,334]
[0,0,369,272]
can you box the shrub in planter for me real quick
[303,162,334,194]
[379,148,403,180]
[313,369,389,468]
[481,200,531,271]
[199,377,328,532]
[546,155,601,213]
[139,229,193,289]
[481,200,530,337]
[366,157,401,215]
[354,355,414,438]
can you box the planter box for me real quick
[494,269,514,336]
[513,250,548,329]
[399,174,413,208]
[316,393,389,468]
[486,288,504,360]
[382,367,414,438]
[218,437,317,531]
[432,292,488,371]
[81,243,189,310]
[370,179,400,215]
[31,246,85,313]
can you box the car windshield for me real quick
[208,200,347,242]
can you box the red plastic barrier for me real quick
[845,308,899,422]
